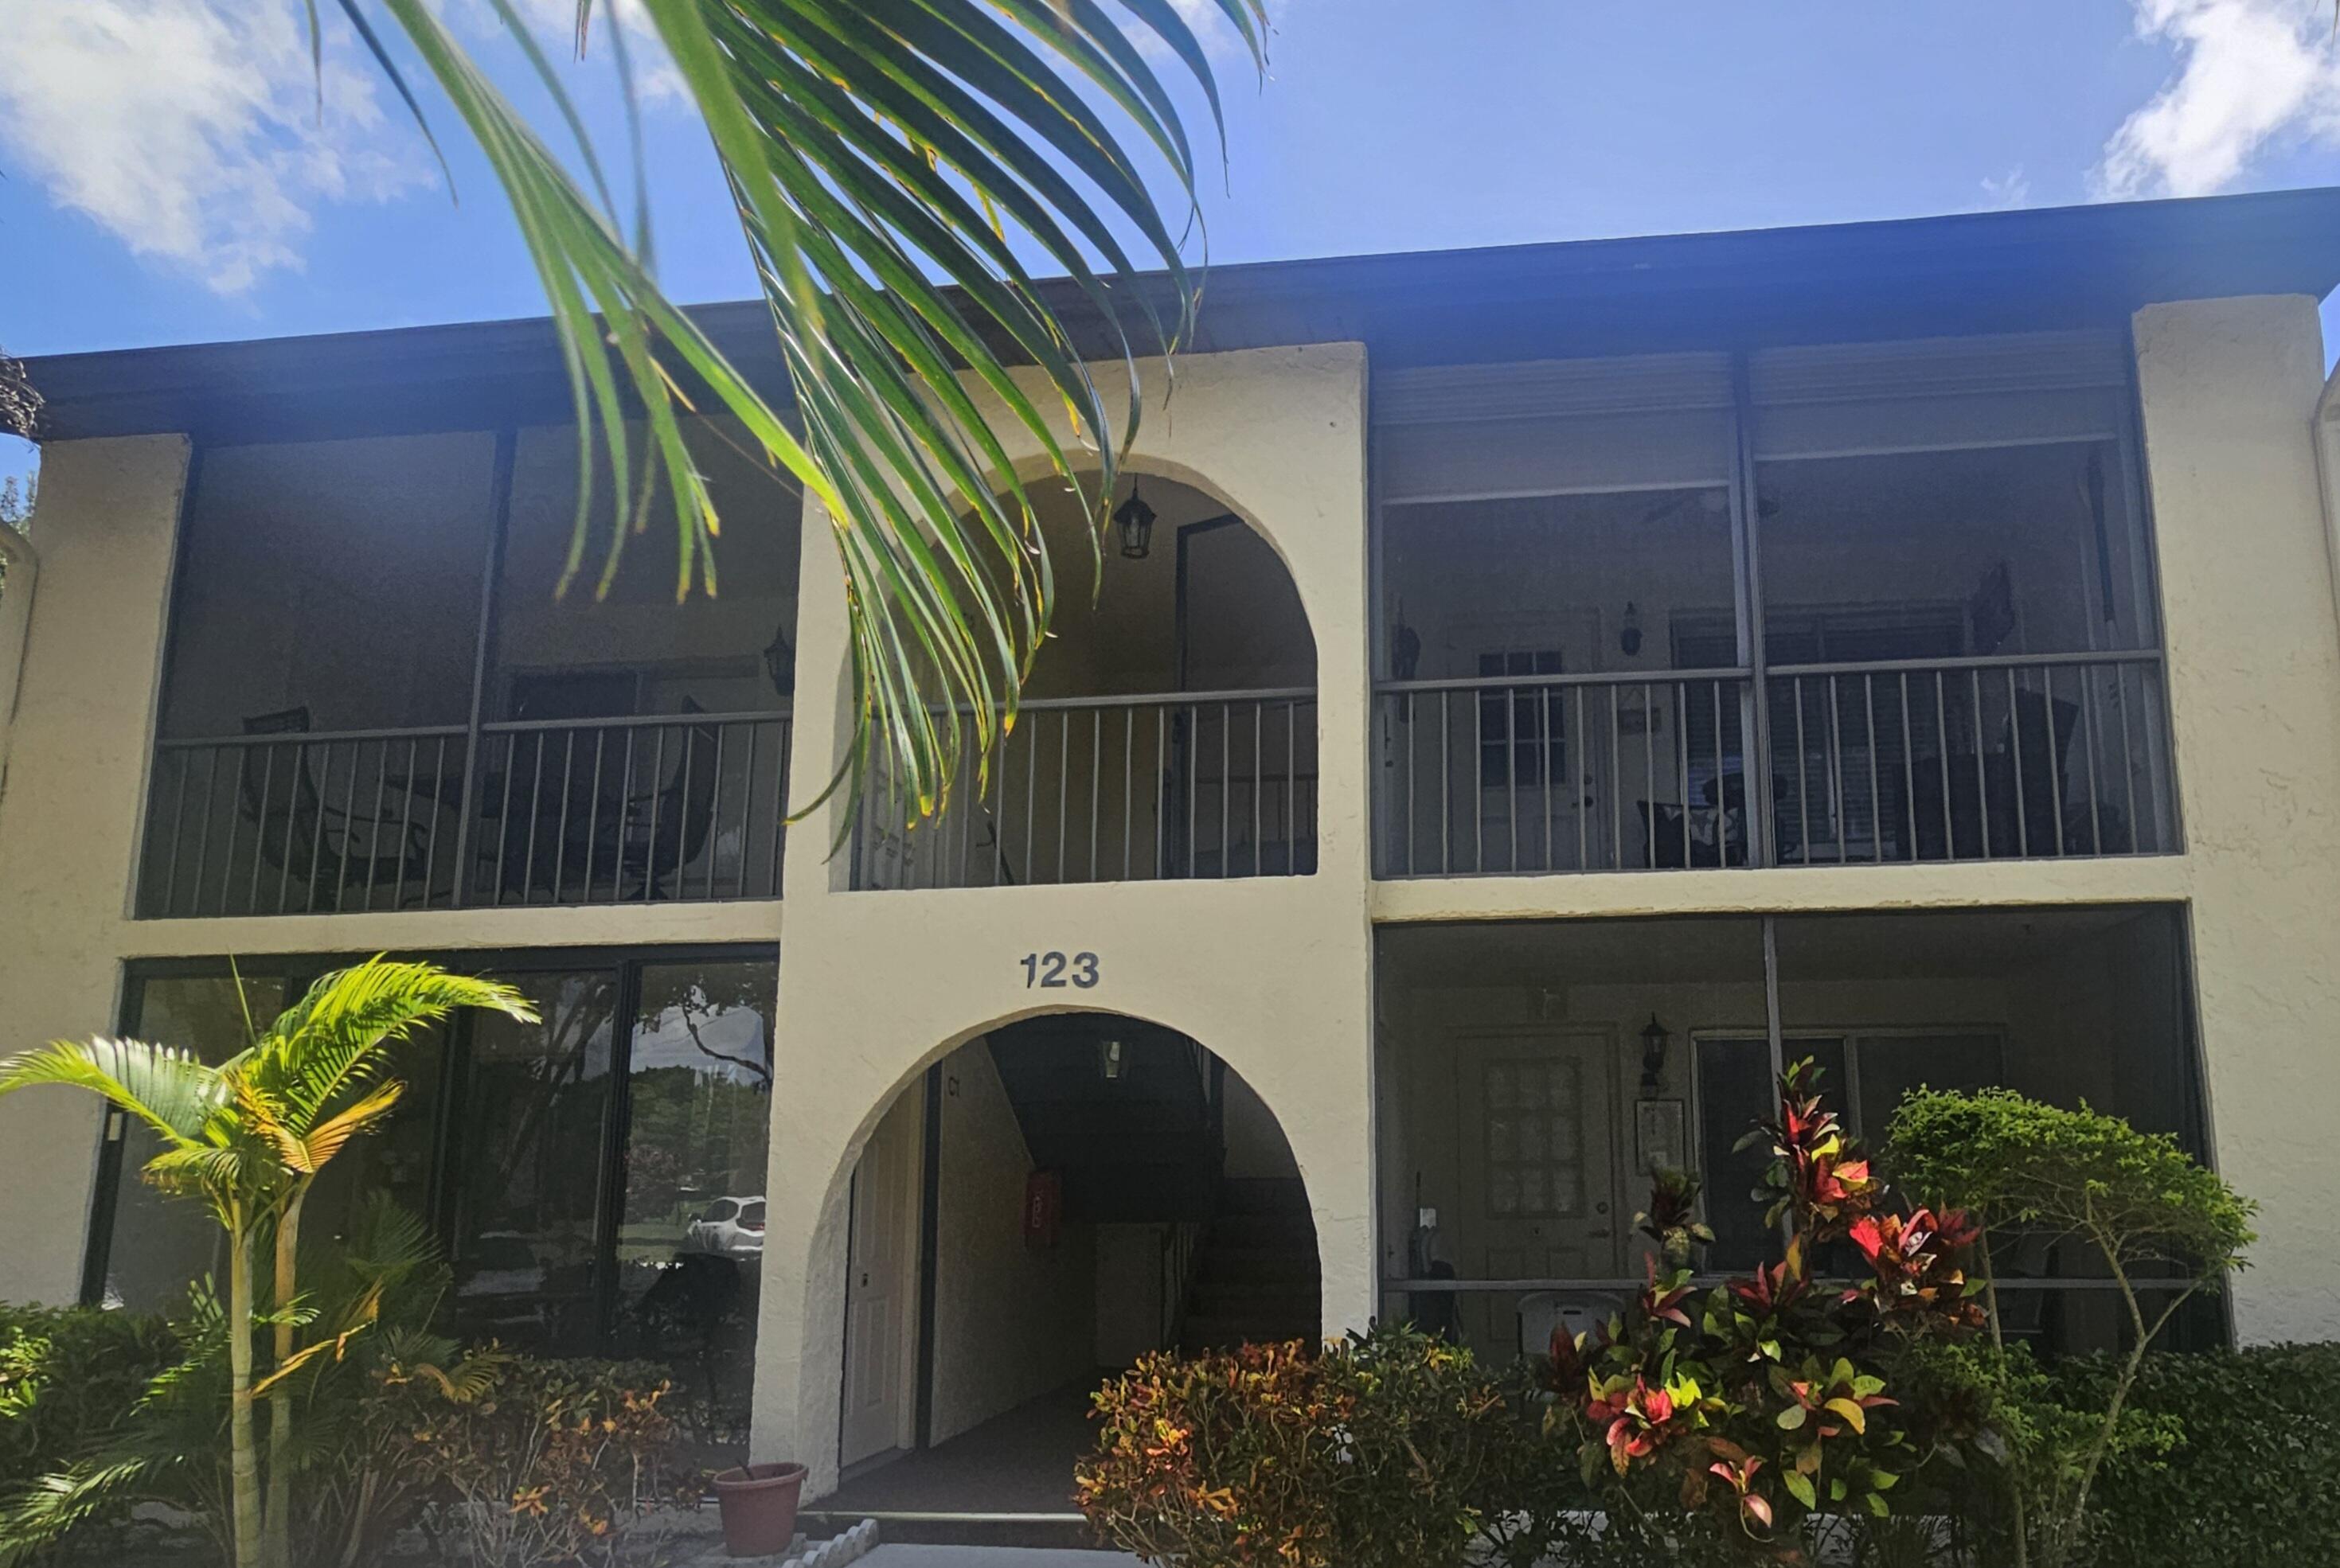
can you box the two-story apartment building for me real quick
[7,188,2340,1530]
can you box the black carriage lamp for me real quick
[1640,1012,1673,1094]
[1113,480,1157,560]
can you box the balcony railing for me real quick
[1373,652,2173,876]
[135,710,792,918]
[854,688,1318,890]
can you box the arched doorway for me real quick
[814,1011,1319,1523]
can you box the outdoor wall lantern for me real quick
[1114,481,1157,560]
[1619,602,1644,657]
[1099,1037,1126,1082]
[1639,1012,1672,1093]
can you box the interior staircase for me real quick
[986,1016,1319,1352]
[1178,1178,1322,1352]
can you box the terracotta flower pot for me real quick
[712,1461,808,1558]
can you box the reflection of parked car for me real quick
[684,1196,765,1258]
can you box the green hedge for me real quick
[2065,1342,2340,1568]
[0,1305,180,1504]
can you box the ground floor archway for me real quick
[799,1011,1320,1527]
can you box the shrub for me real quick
[375,1354,690,1568]
[1543,1062,1986,1559]
[0,1306,180,1502]
[2058,1343,2340,1568]
[0,1305,182,1563]
[1077,1324,1546,1568]
[1885,1088,2254,1568]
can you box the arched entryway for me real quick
[811,1010,1319,1525]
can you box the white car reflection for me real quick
[683,1195,765,1258]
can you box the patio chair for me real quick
[236,706,434,910]
[615,700,721,899]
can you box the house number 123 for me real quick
[1021,951,1100,989]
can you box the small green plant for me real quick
[1884,1088,2255,1568]
[0,1196,486,1568]
[1077,1324,1543,1568]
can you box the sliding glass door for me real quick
[91,947,776,1457]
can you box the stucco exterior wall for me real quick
[751,343,1375,1493]
[2135,294,2340,1344]
[0,436,189,1305]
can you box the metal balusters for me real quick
[1363,652,2166,880]
[843,690,1315,890]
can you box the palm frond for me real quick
[0,1457,158,1568]
[247,958,533,1132]
[360,0,1267,820]
[295,1078,407,1174]
[0,1038,225,1145]
[141,1142,260,1201]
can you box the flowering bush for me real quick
[1545,1059,1984,1557]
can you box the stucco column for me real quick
[0,435,189,1306]
[748,345,1377,1488]
[2134,296,2340,1344]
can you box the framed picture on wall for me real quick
[1636,1098,1687,1175]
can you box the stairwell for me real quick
[1177,1178,1322,1352]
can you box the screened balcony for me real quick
[853,473,1318,890]
[135,422,800,918]
[1372,333,2177,877]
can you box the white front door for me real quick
[840,1090,922,1468]
[1453,1031,1620,1359]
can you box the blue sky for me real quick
[6,0,2340,488]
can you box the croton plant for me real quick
[1546,1059,1986,1558]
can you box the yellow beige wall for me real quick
[0,436,189,1305]
[2135,294,2340,1345]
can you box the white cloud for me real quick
[2098,0,2340,198]
[1979,166,2033,210]
[495,0,687,103]
[0,0,427,294]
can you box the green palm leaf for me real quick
[346,0,1266,820]
[245,958,534,1133]
[0,1038,225,1146]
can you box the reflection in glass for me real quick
[613,961,775,1464]
[445,970,618,1355]
[100,976,287,1312]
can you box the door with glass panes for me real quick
[1453,1030,1619,1356]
